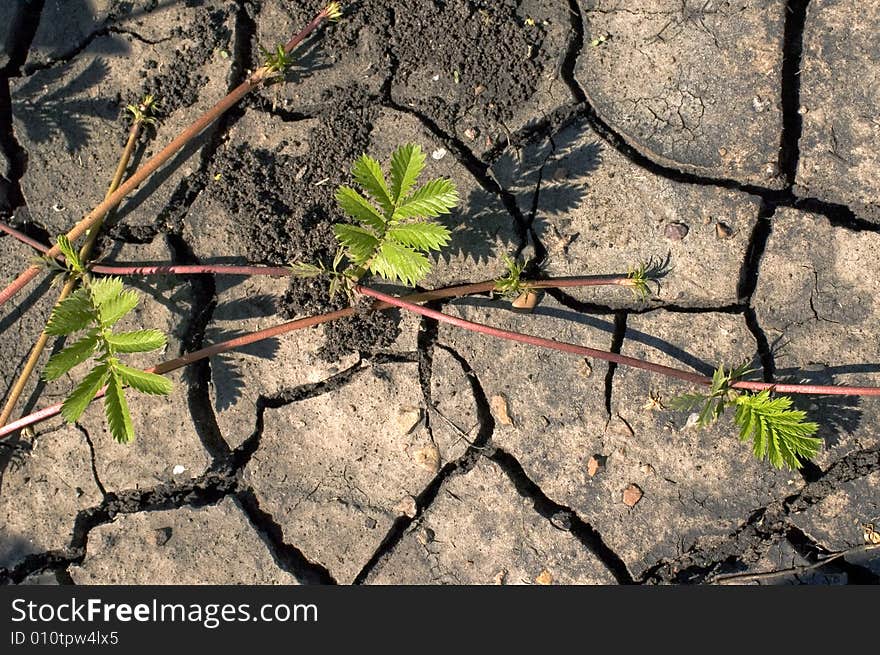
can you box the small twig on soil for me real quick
[710,543,880,585]
[0,98,151,427]
[0,5,337,308]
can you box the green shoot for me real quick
[41,237,172,443]
[293,143,459,296]
[670,363,821,470]
[260,43,295,79]
[493,255,533,299]
[324,2,343,21]
[626,262,652,300]
[126,94,160,126]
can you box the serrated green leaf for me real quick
[105,329,166,354]
[289,261,326,278]
[60,363,109,423]
[668,393,707,412]
[352,154,394,214]
[394,178,459,219]
[387,221,451,252]
[333,224,380,265]
[56,235,83,273]
[89,276,125,309]
[370,241,431,286]
[104,369,134,444]
[43,331,99,380]
[45,290,94,336]
[390,143,426,204]
[335,186,386,231]
[115,363,173,395]
[734,391,821,470]
[97,289,139,327]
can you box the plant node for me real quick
[670,363,822,470]
[493,255,534,299]
[324,2,343,21]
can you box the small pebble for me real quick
[394,495,418,518]
[715,222,734,239]
[511,290,539,312]
[395,405,422,435]
[664,222,689,241]
[154,527,173,547]
[623,483,643,507]
[535,570,553,585]
[474,84,486,96]
[490,394,514,426]
[431,148,447,160]
[172,464,187,475]
[587,455,607,477]
[464,127,479,140]
[413,444,441,473]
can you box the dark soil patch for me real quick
[267,0,549,141]
[126,4,233,118]
[207,84,400,359]
[388,0,548,137]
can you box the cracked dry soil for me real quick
[0,0,879,585]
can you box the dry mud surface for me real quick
[0,0,878,585]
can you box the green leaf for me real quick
[56,235,83,273]
[335,186,386,231]
[43,331,99,380]
[352,154,394,215]
[289,261,325,278]
[333,224,380,265]
[390,143,426,204]
[394,178,459,219]
[97,289,139,327]
[45,289,94,336]
[115,363,173,395]
[60,363,109,423]
[734,391,821,470]
[105,329,167,354]
[89,276,125,309]
[104,369,134,444]
[387,221,451,252]
[668,393,707,412]
[370,241,431,286]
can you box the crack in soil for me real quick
[353,343,495,584]
[75,423,107,499]
[640,445,880,583]
[603,311,627,415]
[488,446,634,585]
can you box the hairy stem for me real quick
[0,6,335,308]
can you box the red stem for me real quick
[4,279,879,440]
[355,285,880,397]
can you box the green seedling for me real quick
[293,143,459,295]
[41,236,172,443]
[493,255,533,299]
[670,363,821,470]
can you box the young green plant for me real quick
[41,237,172,443]
[292,143,460,293]
[670,363,822,470]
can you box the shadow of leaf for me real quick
[14,57,120,152]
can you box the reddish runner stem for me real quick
[4,281,880,440]
[355,285,880,397]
